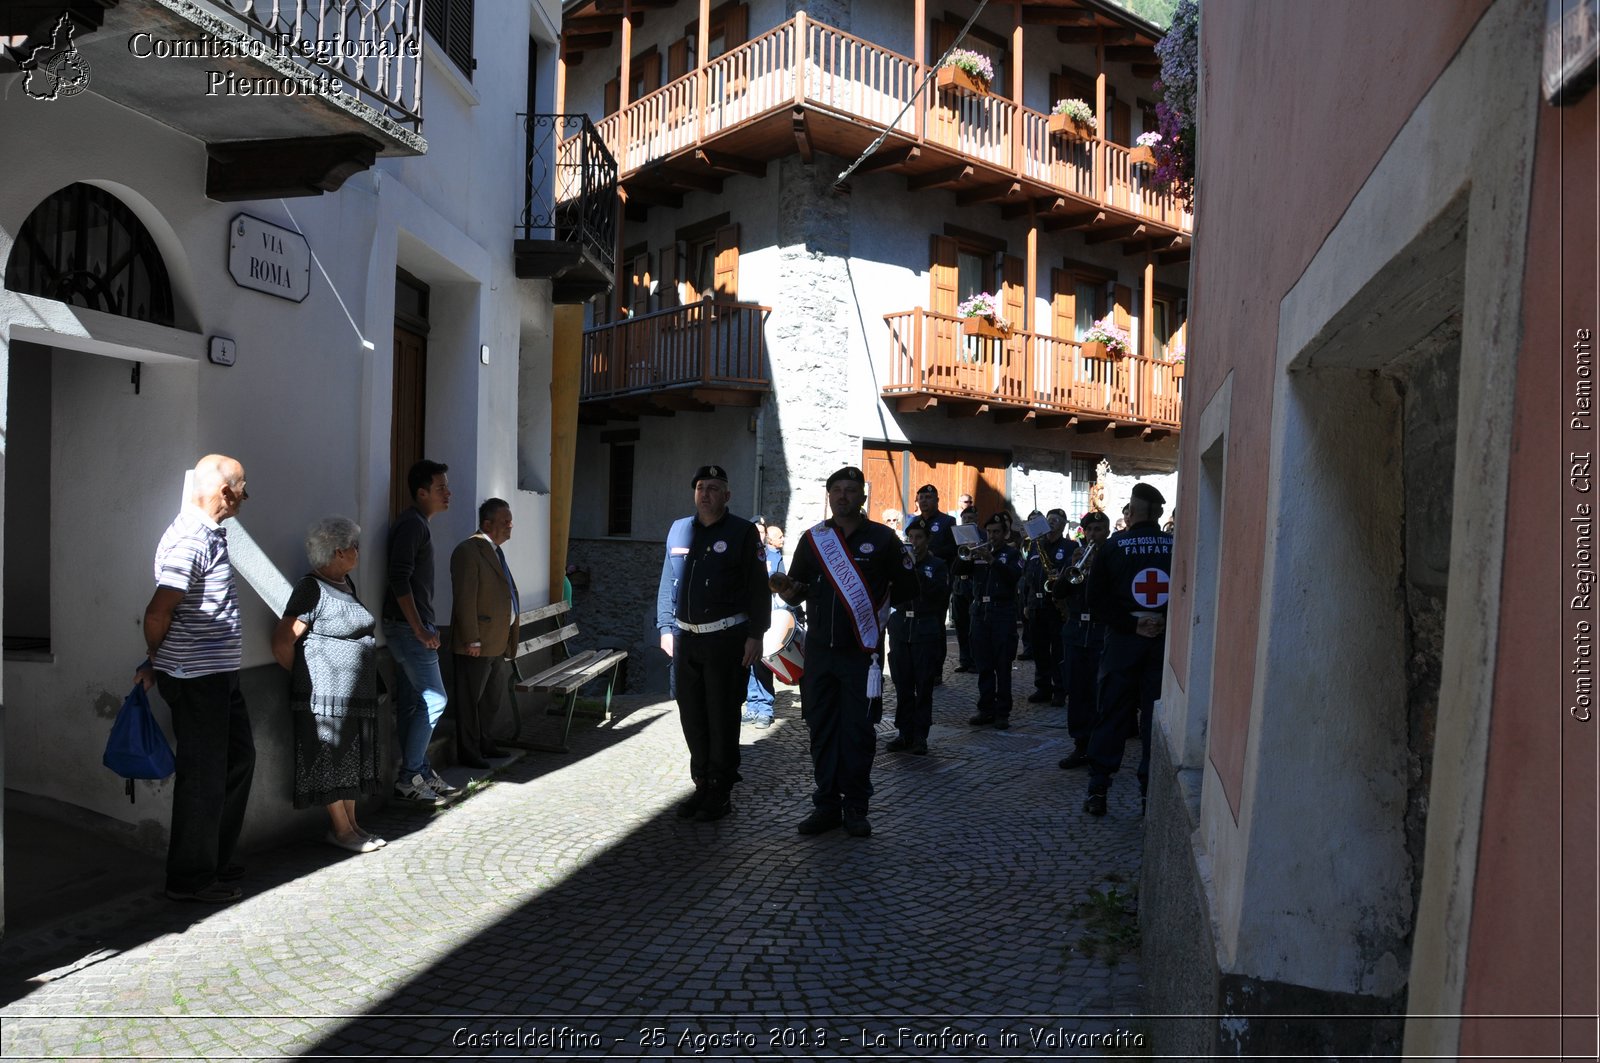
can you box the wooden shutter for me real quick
[929,236,958,315]
[637,48,661,95]
[1113,283,1133,342]
[604,77,620,116]
[713,224,739,298]
[1001,255,1025,332]
[1051,269,1073,339]
[723,2,748,47]
[1112,98,1131,146]
[659,244,679,307]
[668,38,689,80]
[630,253,652,316]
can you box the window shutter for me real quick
[1001,255,1025,331]
[713,224,739,298]
[630,253,652,316]
[640,49,661,94]
[659,244,680,307]
[929,236,958,316]
[1113,98,1131,146]
[424,0,474,79]
[1051,269,1073,339]
[932,19,956,65]
[1113,283,1133,343]
[668,38,689,80]
[604,77,620,116]
[724,3,749,47]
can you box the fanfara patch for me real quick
[930,521,942,532]
[712,540,728,554]
[860,542,875,553]
[1131,567,1170,608]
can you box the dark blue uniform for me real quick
[1054,539,1106,755]
[913,512,958,675]
[657,512,770,800]
[1022,536,1073,703]
[887,551,950,749]
[787,519,917,815]
[1084,520,1173,798]
[954,541,1024,724]
[949,532,977,670]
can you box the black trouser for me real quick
[1026,598,1062,696]
[674,626,747,795]
[1086,631,1162,796]
[971,600,1018,713]
[888,638,940,743]
[453,653,510,761]
[1062,625,1105,750]
[155,671,256,892]
[800,642,876,813]
[951,588,974,667]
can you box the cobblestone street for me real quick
[0,656,1147,1060]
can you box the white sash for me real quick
[807,523,887,653]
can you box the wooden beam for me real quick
[993,408,1036,424]
[945,401,990,418]
[1105,44,1156,61]
[895,395,939,413]
[1039,209,1105,232]
[1157,247,1192,266]
[1074,418,1114,434]
[1086,222,1146,244]
[854,144,920,174]
[691,387,765,406]
[648,166,723,192]
[956,181,1022,206]
[562,32,613,52]
[1059,26,1136,44]
[562,15,622,33]
[1112,425,1145,439]
[624,184,685,208]
[1032,414,1078,430]
[908,164,973,191]
[650,391,714,413]
[695,148,766,177]
[1002,195,1064,220]
[1027,7,1096,25]
[793,108,814,163]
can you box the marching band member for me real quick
[1054,510,1112,769]
[885,517,950,756]
[955,513,1024,730]
[1023,508,1072,707]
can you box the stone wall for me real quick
[566,537,670,693]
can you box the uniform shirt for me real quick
[1086,520,1174,635]
[655,516,695,636]
[151,505,242,677]
[672,511,771,635]
[888,552,951,645]
[952,542,1024,604]
[787,518,918,651]
[912,509,958,567]
[383,506,436,628]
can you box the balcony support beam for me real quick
[1033,415,1078,430]
[896,395,939,413]
[855,144,921,174]
[956,181,1022,207]
[1002,195,1064,220]
[792,108,814,163]
[1086,222,1146,245]
[206,135,381,201]
[1040,209,1104,232]
[695,148,766,177]
[945,400,990,418]
[908,164,973,191]
[994,408,1036,424]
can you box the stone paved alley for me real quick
[0,660,1147,1060]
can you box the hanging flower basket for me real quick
[936,65,989,98]
[963,316,1008,339]
[1048,114,1096,142]
[1172,360,1185,379]
[1128,145,1157,167]
[1083,340,1110,360]
[1082,317,1132,360]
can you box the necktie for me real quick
[496,546,520,618]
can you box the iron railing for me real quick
[520,114,618,278]
[216,0,424,130]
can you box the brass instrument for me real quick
[958,542,994,562]
[1038,537,1063,595]
[1066,539,1099,585]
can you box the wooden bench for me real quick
[509,600,628,753]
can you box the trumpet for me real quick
[1066,539,1099,585]
[958,542,994,562]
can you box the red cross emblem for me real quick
[1132,567,1169,608]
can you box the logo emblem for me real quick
[1131,567,1170,608]
[860,542,875,554]
[712,540,727,554]
[19,13,91,101]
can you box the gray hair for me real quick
[305,516,361,569]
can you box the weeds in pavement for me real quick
[1070,884,1140,965]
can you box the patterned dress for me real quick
[285,574,381,807]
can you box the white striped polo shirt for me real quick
[151,506,242,677]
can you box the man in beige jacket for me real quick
[449,498,521,767]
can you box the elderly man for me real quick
[771,466,917,837]
[450,498,521,768]
[659,465,770,822]
[1082,483,1174,817]
[137,455,257,904]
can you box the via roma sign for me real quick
[228,213,310,303]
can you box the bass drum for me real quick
[760,609,806,685]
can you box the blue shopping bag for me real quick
[103,682,175,802]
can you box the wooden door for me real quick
[864,443,1010,525]
[391,324,427,516]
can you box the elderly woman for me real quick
[272,516,384,854]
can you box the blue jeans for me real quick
[744,665,774,719]
[385,621,448,777]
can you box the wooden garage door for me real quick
[862,443,1009,522]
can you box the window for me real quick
[6,183,174,326]
[423,0,475,80]
[607,443,635,535]
[680,222,739,302]
[1074,280,1104,339]
[956,250,992,303]
[1070,455,1099,521]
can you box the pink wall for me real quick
[1175,0,1493,814]
[1459,85,1599,1058]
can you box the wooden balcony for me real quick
[883,309,1182,438]
[566,14,1190,254]
[580,300,771,421]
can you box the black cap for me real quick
[984,511,1008,529]
[826,466,865,489]
[691,465,729,487]
[904,516,930,535]
[1081,510,1108,527]
[1130,482,1166,505]
[915,483,938,496]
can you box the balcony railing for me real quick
[219,0,423,131]
[579,14,1191,233]
[582,301,771,401]
[526,114,618,277]
[884,309,1182,428]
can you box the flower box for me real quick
[937,66,989,98]
[1172,361,1185,379]
[1048,113,1096,142]
[963,316,1008,339]
[1082,340,1109,359]
[1128,145,1157,167]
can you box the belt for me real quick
[676,613,748,634]
[980,596,1012,604]
[901,610,916,617]
[1033,593,1046,599]
[1080,613,1092,622]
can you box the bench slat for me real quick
[514,622,580,659]
[518,649,627,693]
[517,649,606,691]
[516,600,570,628]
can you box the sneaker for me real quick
[797,808,844,835]
[393,773,441,802]
[426,770,461,798]
[675,789,707,819]
[1058,750,1091,770]
[166,882,242,904]
[843,809,873,837]
[1084,793,1108,817]
[740,709,759,723]
[751,716,773,729]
